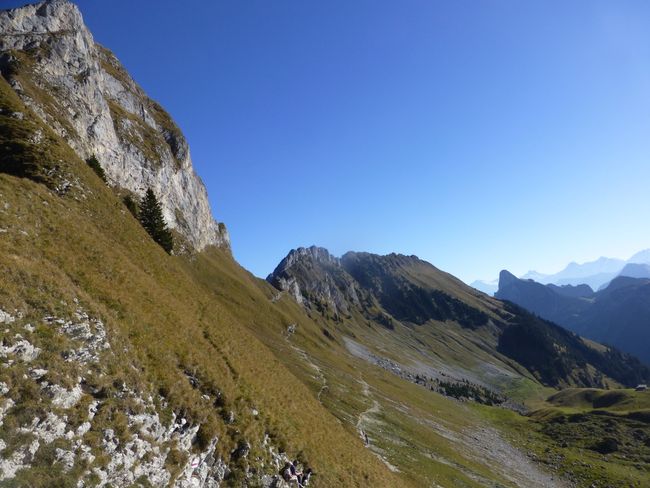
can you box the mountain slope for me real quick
[496,270,650,365]
[269,247,649,390]
[0,2,404,486]
[0,0,228,250]
[0,75,407,488]
[265,247,650,486]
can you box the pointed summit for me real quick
[498,269,519,289]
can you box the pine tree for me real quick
[139,188,173,254]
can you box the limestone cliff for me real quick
[0,0,228,250]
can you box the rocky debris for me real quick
[0,336,41,362]
[463,426,570,488]
[0,309,16,324]
[28,368,48,380]
[0,0,229,251]
[231,440,251,460]
[97,427,172,487]
[0,309,162,483]
[44,382,83,409]
[0,398,15,427]
[44,310,110,363]
[224,410,236,425]
[280,459,313,486]
[20,412,67,444]
[55,448,75,471]
[0,305,300,486]
[0,442,31,480]
[344,338,505,406]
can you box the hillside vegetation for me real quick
[0,75,403,487]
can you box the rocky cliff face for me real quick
[268,247,491,328]
[0,0,228,250]
[267,246,367,319]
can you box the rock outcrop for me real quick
[267,246,367,319]
[267,247,491,328]
[0,306,295,486]
[0,0,228,250]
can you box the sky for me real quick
[5,0,650,282]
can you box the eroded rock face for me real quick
[0,0,229,250]
[267,246,366,318]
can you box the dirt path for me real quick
[284,330,328,403]
[461,426,570,488]
[355,379,400,473]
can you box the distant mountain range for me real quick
[471,248,650,295]
[496,270,650,365]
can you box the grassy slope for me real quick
[186,251,564,487]
[0,77,403,487]
[207,248,650,487]
[478,388,650,488]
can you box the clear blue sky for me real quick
[8,0,650,282]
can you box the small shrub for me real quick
[195,418,219,450]
[86,155,107,183]
[592,437,619,454]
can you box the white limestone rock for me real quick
[0,0,229,251]
[0,309,15,324]
[45,383,83,409]
[0,338,41,362]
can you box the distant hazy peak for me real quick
[498,269,519,288]
[628,248,650,264]
[521,270,549,281]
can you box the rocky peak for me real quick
[1,0,82,35]
[267,247,365,319]
[269,247,490,329]
[0,0,229,251]
[498,270,519,290]
[275,246,341,271]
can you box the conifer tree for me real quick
[86,155,107,183]
[139,188,173,254]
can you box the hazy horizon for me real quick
[8,0,650,284]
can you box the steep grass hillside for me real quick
[0,75,403,487]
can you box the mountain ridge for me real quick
[496,270,650,365]
[473,248,650,294]
[269,246,649,389]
